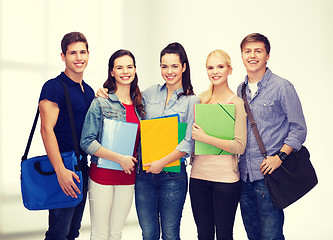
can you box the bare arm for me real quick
[39,99,81,198]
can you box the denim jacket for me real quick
[80,93,143,173]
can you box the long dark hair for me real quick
[103,49,145,118]
[160,42,194,98]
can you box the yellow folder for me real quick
[140,116,180,170]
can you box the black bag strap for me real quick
[21,81,80,161]
[241,83,267,158]
[60,81,81,160]
[21,107,40,161]
[242,83,305,176]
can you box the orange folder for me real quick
[140,116,180,170]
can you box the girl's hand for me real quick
[95,88,108,98]
[144,160,165,174]
[192,123,207,141]
[119,155,137,174]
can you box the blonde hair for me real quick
[199,50,232,103]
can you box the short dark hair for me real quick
[61,32,88,55]
[240,33,271,54]
[160,42,194,97]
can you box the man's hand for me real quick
[56,167,81,198]
[96,88,108,98]
[260,155,282,175]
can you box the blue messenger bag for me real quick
[21,81,83,210]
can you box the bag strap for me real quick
[60,81,81,160]
[241,83,303,176]
[241,83,267,158]
[21,107,40,161]
[21,80,80,161]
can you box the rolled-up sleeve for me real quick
[281,82,307,150]
[176,95,200,157]
[80,99,103,156]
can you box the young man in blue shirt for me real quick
[39,32,94,240]
[237,33,307,240]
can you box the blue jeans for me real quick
[135,163,188,240]
[44,163,88,240]
[240,179,285,240]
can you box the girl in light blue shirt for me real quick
[97,43,199,239]
[135,43,199,240]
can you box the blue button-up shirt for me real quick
[237,68,307,182]
[142,84,200,158]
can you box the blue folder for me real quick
[97,119,138,170]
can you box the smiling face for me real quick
[61,42,89,80]
[241,41,270,81]
[160,53,186,90]
[111,55,136,87]
[206,54,232,87]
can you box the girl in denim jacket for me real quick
[96,43,199,239]
[80,49,144,240]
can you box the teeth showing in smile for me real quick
[121,76,131,80]
[249,61,257,64]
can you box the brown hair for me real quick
[160,42,194,98]
[61,32,88,55]
[240,33,270,54]
[103,49,145,118]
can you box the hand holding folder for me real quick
[194,104,235,155]
[140,116,187,173]
[97,119,138,170]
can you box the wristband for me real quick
[277,151,288,162]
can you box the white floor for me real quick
[1,192,323,239]
[1,199,249,240]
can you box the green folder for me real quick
[194,104,235,155]
[163,122,188,172]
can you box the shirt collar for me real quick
[161,83,184,96]
[59,72,86,87]
[245,67,272,88]
[107,92,120,102]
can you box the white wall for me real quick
[0,0,124,235]
[121,2,333,238]
[1,0,332,238]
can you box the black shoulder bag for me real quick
[241,83,318,209]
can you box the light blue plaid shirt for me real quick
[142,84,200,158]
[237,68,307,182]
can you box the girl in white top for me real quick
[190,49,247,240]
